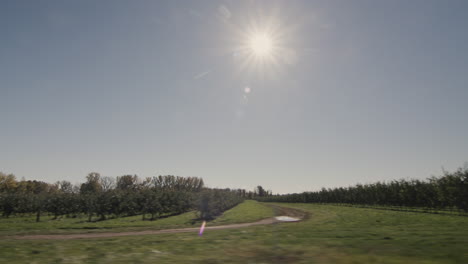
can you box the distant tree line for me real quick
[256,167,468,212]
[0,172,248,222]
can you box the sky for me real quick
[1,0,468,194]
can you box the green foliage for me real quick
[0,173,17,192]
[140,190,162,220]
[116,175,139,191]
[0,173,244,224]
[258,167,468,212]
[196,189,244,220]
[80,172,102,194]
[151,175,204,192]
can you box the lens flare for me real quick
[198,221,206,236]
[231,7,297,77]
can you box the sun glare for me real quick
[232,10,295,75]
[249,33,273,57]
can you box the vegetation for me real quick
[257,167,468,213]
[0,210,198,236]
[1,203,466,263]
[0,200,273,236]
[2,168,467,263]
[196,188,244,220]
[211,200,274,224]
[0,172,247,223]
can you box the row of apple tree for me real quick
[0,173,245,221]
[256,167,468,212]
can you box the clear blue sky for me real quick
[1,0,468,193]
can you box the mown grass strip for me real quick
[211,200,274,225]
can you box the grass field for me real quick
[0,202,467,263]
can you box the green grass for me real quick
[0,200,273,236]
[0,211,198,236]
[211,200,274,225]
[1,203,467,263]
[325,203,468,216]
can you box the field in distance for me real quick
[1,202,467,263]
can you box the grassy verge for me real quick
[1,203,467,263]
[0,200,273,236]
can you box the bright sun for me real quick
[234,15,290,73]
[248,33,273,57]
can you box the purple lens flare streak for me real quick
[199,221,206,236]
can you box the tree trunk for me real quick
[36,210,41,222]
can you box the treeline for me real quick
[0,172,246,221]
[197,189,244,220]
[257,168,468,212]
